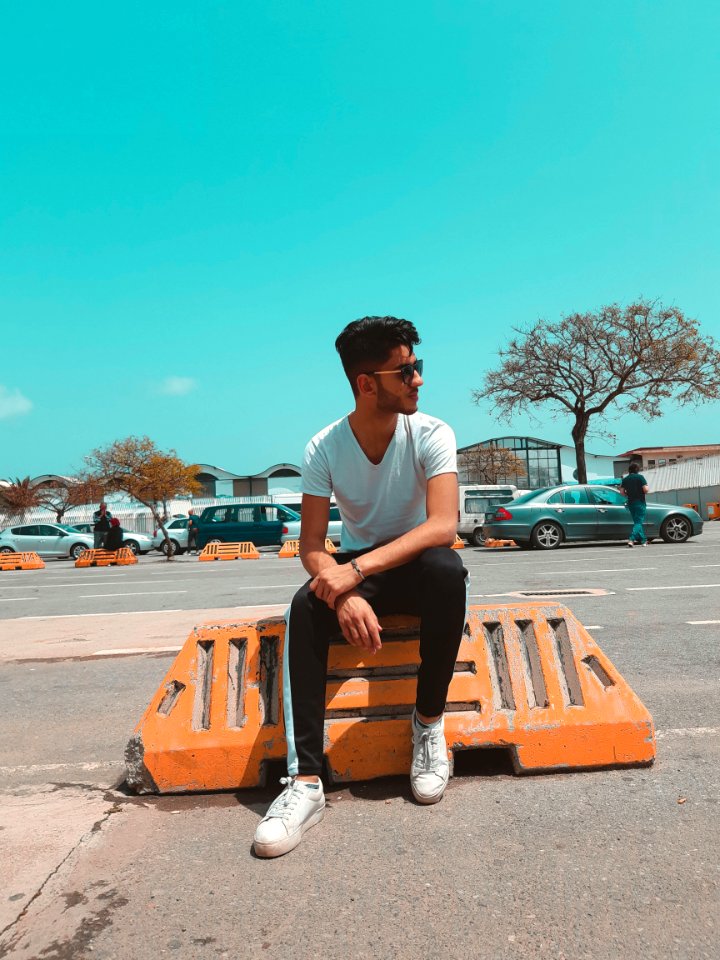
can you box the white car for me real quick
[151,517,190,555]
[0,523,94,560]
[280,507,343,546]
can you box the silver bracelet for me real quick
[350,558,365,581]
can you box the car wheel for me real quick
[660,515,692,543]
[124,540,139,555]
[161,539,180,556]
[531,521,564,550]
[208,538,222,545]
[471,528,486,547]
[70,543,89,560]
[0,546,14,554]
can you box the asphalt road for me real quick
[1,528,719,959]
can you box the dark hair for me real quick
[335,316,420,395]
[629,462,641,473]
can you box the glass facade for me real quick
[457,437,562,489]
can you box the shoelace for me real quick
[266,777,305,818]
[414,727,445,772]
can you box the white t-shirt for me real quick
[301,412,457,551]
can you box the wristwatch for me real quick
[350,558,365,582]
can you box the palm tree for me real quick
[0,477,39,524]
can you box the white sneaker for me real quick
[627,540,634,548]
[410,712,450,805]
[253,777,325,858]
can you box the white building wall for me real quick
[559,446,617,482]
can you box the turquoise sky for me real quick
[2,1,719,478]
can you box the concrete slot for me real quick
[582,654,615,689]
[226,638,248,728]
[516,619,549,709]
[549,618,584,707]
[192,640,214,731]
[259,634,280,726]
[157,680,185,717]
[483,622,516,710]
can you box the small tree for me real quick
[457,446,527,485]
[0,476,39,524]
[84,437,201,560]
[473,300,720,483]
[33,477,106,523]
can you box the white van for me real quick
[457,484,519,546]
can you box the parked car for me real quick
[196,503,301,549]
[152,517,190,555]
[71,522,154,555]
[0,523,94,560]
[482,484,704,550]
[457,484,519,546]
[280,506,344,546]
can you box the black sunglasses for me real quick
[370,358,423,386]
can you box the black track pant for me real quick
[282,546,469,776]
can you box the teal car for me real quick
[197,502,301,549]
[483,484,703,550]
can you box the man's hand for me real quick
[336,593,382,652]
[309,562,361,609]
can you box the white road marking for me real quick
[8,604,285,621]
[0,760,119,774]
[2,726,718,776]
[532,567,656,575]
[627,584,720,592]
[691,564,720,568]
[686,620,720,625]
[0,597,37,602]
[584,625,605,629]
[655,727,719,739]
[78,590,189,598]
[93,646,182,656]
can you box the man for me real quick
[620,462,650,547]
[187,509,200,554]
[253,316,467,859]
[92,502,112,549]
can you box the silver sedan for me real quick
[0,523,94,560]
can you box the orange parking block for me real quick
[0,551,45,571]
[485,538,517,548]
[126,603,656,794]
[452,535,465,549]
[198,541,260,561]
[75,548,137,568]
[278,540,300,558]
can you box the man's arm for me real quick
[309,472,458,610]
[298,494,338,577]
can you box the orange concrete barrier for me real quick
[452,535,465,549]
[485,538,517,548]
[278,540,300,558]
[324,538,338,554]
[682,503,699,513]
[125,603,656,794]
[198,541,260,561]
[75,548,137,568]
[707,502,720,520]
[0,551,45,571]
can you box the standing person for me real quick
[104,517,124,552]
[92,502,112,549]
[253,316,467,859]
[187,509,200,554]
[620,462,650,547]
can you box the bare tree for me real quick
[457,446,527,485]
[84,436,201,560]
[473,300,720,483]
[33,477,106,523]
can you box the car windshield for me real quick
[58,524,82,532]
[510,489,550,505]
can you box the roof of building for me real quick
[617,444,720,456]
[640,453,720,492]
[195,462,301,481]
